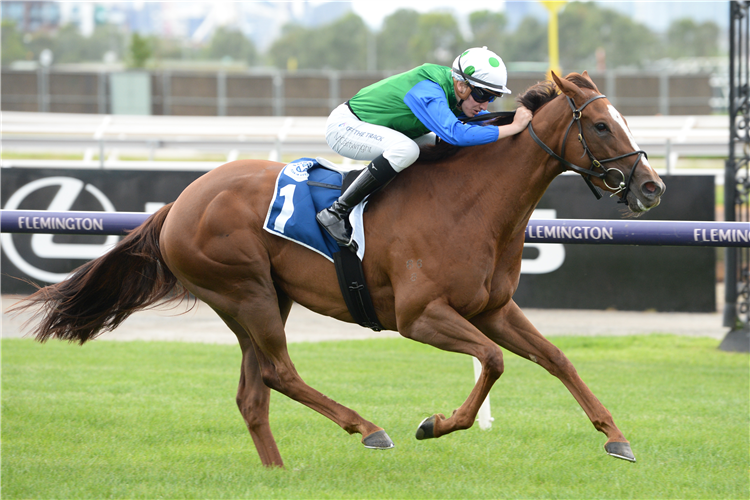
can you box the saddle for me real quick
[263,158,383,331]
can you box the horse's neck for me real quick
[497,99,574,223]
[453,125,564,242]
[377,103,570,251]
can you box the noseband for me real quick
[527,94,648,205]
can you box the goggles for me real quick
[470,85,502,103]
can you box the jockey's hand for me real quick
[511,105,533,132]
[497,105,533,140]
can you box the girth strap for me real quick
[333,249,383,331]
[331,169,384,331]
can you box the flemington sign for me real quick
[0,168,203,289]
[3,211,149,235]
[13,213,106,233]
[525,219,750,247]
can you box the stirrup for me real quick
[316,208,355,249]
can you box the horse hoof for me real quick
[415,415,436,440]
[362,430,394,449]
[605,441,636,462]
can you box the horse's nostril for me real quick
[642,181,662,198]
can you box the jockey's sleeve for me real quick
[403,80,498,147]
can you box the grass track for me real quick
[2,335,748,499]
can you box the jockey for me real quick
[317,46,533,249]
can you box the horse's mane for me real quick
[517,73,597,112]
[419,73,596,162]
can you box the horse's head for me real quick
[540,71,665,214]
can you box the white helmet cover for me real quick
[451,46,511,95]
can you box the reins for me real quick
[527,94,648,205]
[461,111,517,123]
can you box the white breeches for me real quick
[325,103,436,172]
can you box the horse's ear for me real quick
[581,70,597,88]
[550,71,563,89]
[551,71,586,101]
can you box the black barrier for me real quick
[0,168,715,312]
[1,168,205,294]
[514,175,715,312]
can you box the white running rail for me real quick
[1,111,735,180]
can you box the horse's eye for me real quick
[595,123,608,132]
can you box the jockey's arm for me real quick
[403,81,499,147]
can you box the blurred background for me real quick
[0,0,731,116]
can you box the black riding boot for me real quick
[316,155,398,248]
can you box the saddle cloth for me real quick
[263,157,367,262]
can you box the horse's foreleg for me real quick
[213,307,284,467]
[400,300,505,439]
[472,300,635,462]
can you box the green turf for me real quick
[2,335,747,499]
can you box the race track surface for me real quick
[2,291,727,344]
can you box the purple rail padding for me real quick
[1,210,749,247]
[524,219,750,247]
[1,210,151,235]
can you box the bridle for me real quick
[526,94,648,205]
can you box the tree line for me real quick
[2,3,722,72]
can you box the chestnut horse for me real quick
[13,72,664,467]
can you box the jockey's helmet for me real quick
[451,47,511,102]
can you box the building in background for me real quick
[2,1,351,51]
[0,1,729,51]
[168,2,353,49]
[506,1,727,33]
[605,1,728,33]
[1,1,60,33]
[504,1,548,31]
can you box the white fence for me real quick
[1,111,734,180]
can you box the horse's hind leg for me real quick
[472,300,635,462]
[212,305,285,467]
[228,283,393,451]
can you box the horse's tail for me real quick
[10,203,189,344]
